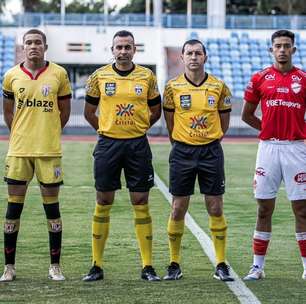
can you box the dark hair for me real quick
[271,30,295,44]
[23,28,47,45]
[113,30,135,42]
[182,39,206,54]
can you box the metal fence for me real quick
[2,13,306,29]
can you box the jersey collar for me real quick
[112,63,135,77]
[184,72,208,87]
[20,61,49,80]
[270,64,297,75]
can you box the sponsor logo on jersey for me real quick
[255,167,266,176]
[276,87,289,93]
[190,115,207,129]
[295,172,306,184]
[17,98,54,111]
[208,95,215,106]
[134,84,143,96]
[224,96,232,105]
[265,73,275,80]
[116,103,135,116]
[292,75,302,82]
[41,84,51,97]
[54,167,62,178]
[180,95,191,109]
[291,82,301,94]
[266,99,301,109]
[105,82,116,96]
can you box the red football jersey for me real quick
[244,65,306,140]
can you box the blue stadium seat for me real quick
[189,31,199,40]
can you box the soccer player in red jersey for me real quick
[242,30,306,280]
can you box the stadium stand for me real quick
[0,33,16,95]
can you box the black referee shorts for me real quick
[93,135,154,192]
[169,140,225,196]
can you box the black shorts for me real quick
[169,140,225,196]
[93,135,154,192]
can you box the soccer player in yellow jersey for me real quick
[83,30,161,282]
[0,29,71,282]
[163,39,234,281]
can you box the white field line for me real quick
[154,173,261,304]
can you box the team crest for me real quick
[41,85,51,97]
[180,95,191,109]
[291,82,301,94]
[54,167,62,178]
[224,96,231,105]
[105,83,116,96]
[208,95,215,106]
[134,84,143,96]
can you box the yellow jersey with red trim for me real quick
[85,63,160,139]
[163,73,232,145]
[2,61,72,157]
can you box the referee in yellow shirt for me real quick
[163,39,234,281]
[83,30,161,282]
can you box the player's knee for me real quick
[43,202,60,219]
[257,204,274,219]
[96,192,114,205]
[171,206,186,221]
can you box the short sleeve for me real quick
[163,82,175,111]
[244,73,260,104]
[58,69,72,99]
[218,82,232,112]
[2,71,14,100]
[148,72,160,100]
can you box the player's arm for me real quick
[84,101,99,131]
[163,109,174,144]
[58,97,71,129]
[3,97,14,131]
[148,95,161,127]
[219,111,230,135]
[241,100,261,131]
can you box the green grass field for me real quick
[0,140,305,303]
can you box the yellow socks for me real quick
[92,203,112,268]
[133,204,152,267]
[209,215,227,265]
[167,217,184,264]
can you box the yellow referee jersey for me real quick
[2,61,72,157]
[85,63,160,139]
[163,73,232,145]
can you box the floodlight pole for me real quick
[146,0,151,26]
[187,0,192,28]
[104,0,109,26]
[60,0,65,25]
[207,0,226,28]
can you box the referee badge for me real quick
[134,84,143,96]
[105,83,116,96]
[180,95,191,109]
[208,95,215,106]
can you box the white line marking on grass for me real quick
[154,173,261,304]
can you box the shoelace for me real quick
[145,266,156,275]
[51,266,61,275]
